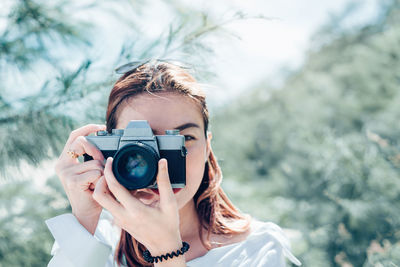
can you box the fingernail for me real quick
[159,158,167,169]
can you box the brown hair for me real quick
[105,60,251,266]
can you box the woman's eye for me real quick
[184,135,196,141]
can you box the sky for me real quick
[201,0,380,105]
[1,0,380,107]
[78,0,380,106]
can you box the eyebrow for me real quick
[174,122,201,131]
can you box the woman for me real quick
[46,60,301,266]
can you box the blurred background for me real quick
[1,0,399,266]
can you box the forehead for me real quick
[116,92,204,133]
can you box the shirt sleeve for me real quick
[45,213,112,267]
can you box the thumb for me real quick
[156,159,175,207]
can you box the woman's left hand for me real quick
[93,157,183,256]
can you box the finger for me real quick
[59,124,105,164]
[66,124,106,147]
[157,158,175,207]
[103,157,145,211]
[66,160,104,175]
[65,169,103,190]
[64,136,105,163]
[93,176,124,216]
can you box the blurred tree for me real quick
[212,0,400,266]
[0,0,92,175]
[0,0,258,176]
[0,175,70,266]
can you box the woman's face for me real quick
[115,92,210,209]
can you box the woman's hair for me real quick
[105,60,251,266]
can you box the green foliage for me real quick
[0,176,70,266]
[364,241,400,266]
[0,0,94,175]
[0,0,87,68]
[213,0,400,266]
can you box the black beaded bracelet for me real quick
[143,242,190,263]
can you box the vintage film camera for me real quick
[84,120,186,190]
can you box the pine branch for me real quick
[0,60,92,125]
[115,11,271,81]
[1,0,89,69]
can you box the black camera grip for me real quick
[83,151,117,162]
[83,153,93,162]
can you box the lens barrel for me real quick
[112,142,159,189]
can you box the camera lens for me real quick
[122,153,148,179]
[112,143,159,189]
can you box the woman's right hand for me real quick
[55,124,107,234]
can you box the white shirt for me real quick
[46,210,301,267]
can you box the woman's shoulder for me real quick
[248,219,301,265]
[187,218,301,267]
[249,219,291,249]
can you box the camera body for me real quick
[84,120,187,190]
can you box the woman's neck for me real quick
[178,199,209,261]
[179,199,201,241]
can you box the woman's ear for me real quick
[205,131,212,162]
